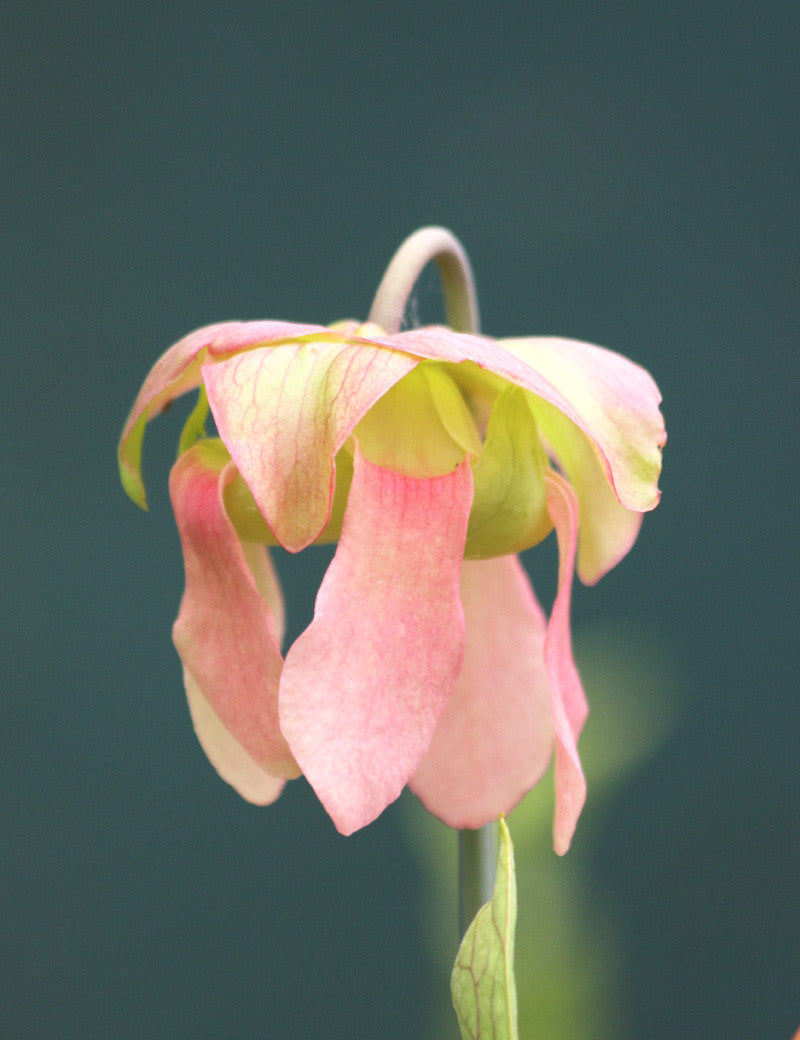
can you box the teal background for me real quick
[3,3,798,1037]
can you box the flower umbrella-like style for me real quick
[118,228,665,854]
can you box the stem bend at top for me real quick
[368,226,480,336]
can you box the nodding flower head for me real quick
[118,227,665,853]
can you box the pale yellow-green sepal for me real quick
[177,385,211,456]
[354,362,480,477]
[118,417,148,509]
[465,386,552,560]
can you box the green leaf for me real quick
[451,817,518,1040]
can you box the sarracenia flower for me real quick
[119,228,665,852]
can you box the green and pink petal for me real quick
[170,440,299,787]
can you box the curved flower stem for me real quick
[368,226,480,336]
[458,824,497,937]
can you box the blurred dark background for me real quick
[3,3,797,1037]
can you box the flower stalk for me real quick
[458,824,498,937]
[368,226,480,335]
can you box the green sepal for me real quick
[178,385,210,456]
[118,417,148,509]
[451,817,518,1040]
[423,364,483,459]
[355,362,480,477]
[464,386,553,560]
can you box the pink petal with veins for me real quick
[410,554,555,828]
[278,447,473,835]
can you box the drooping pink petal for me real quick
[183,669,286,806]
[409,554,555,828]
[278,446,473,835]
[543,470,588,855]
[119,320,329,509]
[202,341,418,551]
[170,441,300,791]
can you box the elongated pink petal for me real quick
[202,341,418,551]
[278,446,473,835]
[119,320,329,508]
[183,669,286,805]
[170,442,300,789]
[410,554,555,827]
[543,470,588,854]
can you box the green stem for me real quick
[458,824,498,937]
[368,226,480,335]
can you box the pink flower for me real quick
[118,232,664,853]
